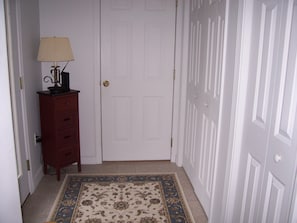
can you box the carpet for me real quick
[47,173,194,223]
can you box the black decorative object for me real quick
[61,71,70,92]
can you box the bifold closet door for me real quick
[234,0,297,222]
[183,0,226,216]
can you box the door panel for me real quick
[261,173,285,223]
[101,0,175,160]
[112,97,132,142]
[240,155,261,223]
[183,0,226,216]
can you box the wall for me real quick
[0,0,23,221]
[39,0,102,164]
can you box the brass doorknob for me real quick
[103,80,110,87]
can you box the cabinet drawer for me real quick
[56,112,77,130]
[56,128,78,147]
[58,149,76,165]
[55,95,77,112]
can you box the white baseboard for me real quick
[30,164,44,193]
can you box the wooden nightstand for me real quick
[38,90,81,180]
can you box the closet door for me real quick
[234,0,297,222]
[183,0,226,216]
[261,0,297,222]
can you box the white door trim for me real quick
[171,0,190,165]
[93,0,102,164]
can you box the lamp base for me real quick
[48,86,66,94]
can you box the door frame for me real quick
[5,0,33,197]
[171,0,190,165]
[96,0,187,163]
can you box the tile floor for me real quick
[22,161,208,223]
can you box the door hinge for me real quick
[173,69,176,81]
[19,76,23,90]
[26,160,30,171]
[171,138,173,148]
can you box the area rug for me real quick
[47,173,194,223]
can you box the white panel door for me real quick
[183,0,226,216]
[262,0,297,221]
[234,0,297,222]
[101,0,175,160]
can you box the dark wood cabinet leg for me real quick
[56,168,61,181]
[43,162,47,174]
[78,161,81,172]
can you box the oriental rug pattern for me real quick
[48,173,194,223]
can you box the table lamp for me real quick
[37,37,74,93]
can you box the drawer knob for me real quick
[274,154,282,163]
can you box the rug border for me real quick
[47,172,195,222]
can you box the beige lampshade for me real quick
[37,37,74,62]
